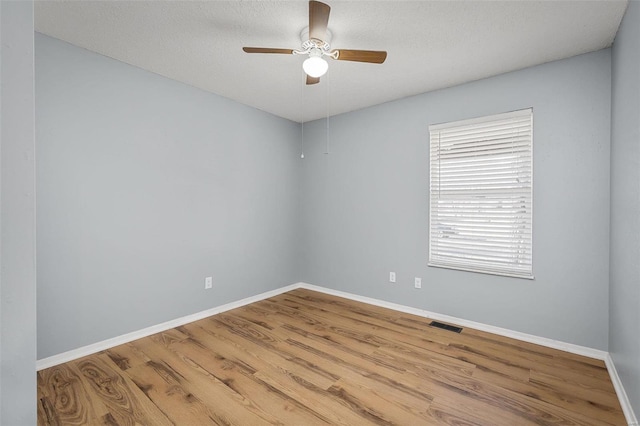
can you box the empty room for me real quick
[1,0,639,424]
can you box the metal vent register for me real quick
[429,321,463,333]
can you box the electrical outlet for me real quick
[205,276,213,289]
[389,272,396,283]
[414,277,422,289]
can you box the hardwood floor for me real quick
[37,288,627,425]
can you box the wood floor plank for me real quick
[38,363,109,425]
[204,313,435,425]
[105,342,152,371]
[163,328,334,424]
[205,317,396,424]
[38,288,627,425]
[270,294,532,381]
[327,377,432,424]
[182,320,339,391]
[268,321,559,425]
[428,396,534,426]
[37,363,105,425]
[197,315,438,414]
[530,369,623,409]
[74,353,175,426]
[281,290,615,390]
[258,300,474,380]
[124,360,227,425]
[253,297,471,373]
[530,362,618,394]
[281,292,563,372]
[276,291,455,346]
[131,335,277,425]
[471,367,625,425]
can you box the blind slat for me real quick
[432,155,533,169]
[436,135,532,149]
[432,146,531,161]
[432,243,533,257]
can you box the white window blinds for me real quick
[429,109,533,279]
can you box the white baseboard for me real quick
[37,281,637,425]
[605,353,639,426]
[297,283,608,360]
[36,283,300,371]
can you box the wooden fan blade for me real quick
[242,47,294,54]
[309,1,330,41]
[306,75,320,85]
[332,49,387,64]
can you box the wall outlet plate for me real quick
[205,276,213,289]
[414,277,422,289]
[389,272,396,283]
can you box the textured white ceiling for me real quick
[35,0,627,123]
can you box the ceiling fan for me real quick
[243,0,387,85]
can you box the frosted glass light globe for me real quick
[303,56,328,78]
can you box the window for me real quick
[429,109,533,279]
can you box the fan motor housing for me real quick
[300,27,332,51]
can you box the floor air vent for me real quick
[429,321,463,333]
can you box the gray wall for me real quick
[1,1,37,424]
[610,0,640,416]
[300,50,612,350]
[36,34,301,359]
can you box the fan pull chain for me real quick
[300,68,305,159]
[324,71,330,155]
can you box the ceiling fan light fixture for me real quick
[303,56,328,78]
[242,1,387,86]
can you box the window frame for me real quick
[428,108,534,279]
